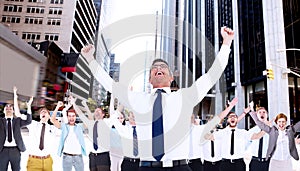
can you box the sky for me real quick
[105,0,163,91]
[108,0,163,63]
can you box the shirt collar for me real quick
[5,116,13,120]
[151,87,171,95]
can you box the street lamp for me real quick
[276,48,300,77]
[276,48,300,52]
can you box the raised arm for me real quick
[251,130,266,140]
[50,101,64,129]
[200,97,238,143]
[237,106,251,122]
[194,27,234,102]
[81,44,113,92]
[20,96,32,127]
[69,96,91,126]
[13,86,22,117]
[61,101,72,123]
[19,96,33,121]
[81,100,93,120]
[249,103,272,133]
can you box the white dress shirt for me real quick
[189,124,204,160]
[247,125,269,158]
[89,45,231,165]
[272,129,290,160]
[201,129,223,162]
[114,123,140,158]
[214,127,252,159]
[26,120,60,156]
[4,116,17,147]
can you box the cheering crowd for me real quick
[1,26,300,171]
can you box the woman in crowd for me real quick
[249,103,300,171]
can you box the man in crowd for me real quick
[51,101,86,171]
[0,86,32,171]
[81,26,234,170]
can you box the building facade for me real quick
[161,0,299,126]
[0,0,98,102]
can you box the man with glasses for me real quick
[0,86,32,171]
[81,26,234,170]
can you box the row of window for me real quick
[2,16,61,25]
[3,5,63,15]
[5,0,24,2]
[20,32,59,41]
[4,0,63,3]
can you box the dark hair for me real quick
[151,58,169,66]
[38,107,49,115]
[227,111,236,117]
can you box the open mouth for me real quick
[260,116,264,120]
[155,71,164,76]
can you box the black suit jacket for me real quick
[0,114,32,152]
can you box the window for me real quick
[3,5,22,12]
[47,18,61,25]
[25,16,43,24]
[27,6,45,14]
[50,0,63,4]
[45,33,59,41]
[5,0,24,1]
[49,7,62,15]
[22,32,41,41]
[1,16,21,23]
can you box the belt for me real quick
[63,152,82,156]
[29,154,51,159]
[222,158,244,163]
[188,158,201,163]
[123,157,140,163]
[252,157,268,162]
[4,146,17,148]
[90,152,109,156]
[203,160,220,165]
[140,159,188,167]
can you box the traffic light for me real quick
[266,69,274,80]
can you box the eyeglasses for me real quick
[227,115,237,118]
[151,63,169,70]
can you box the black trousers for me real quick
[139,165,192,171]
[219,159,245,171]
[0,147,21,171]
[249,158,270,171]
[89,152,110,171]
[121,157,140,171]
[203,160,221,171]
[188,158,203,171]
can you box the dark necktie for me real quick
[258,137,263,159]
[93,121,99,150]
[211,140,215,157]
[230,129,235,155]
[152,89,165,161]
[132,125,138,156]
[39,123,46,150]
[7,118,12,142]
